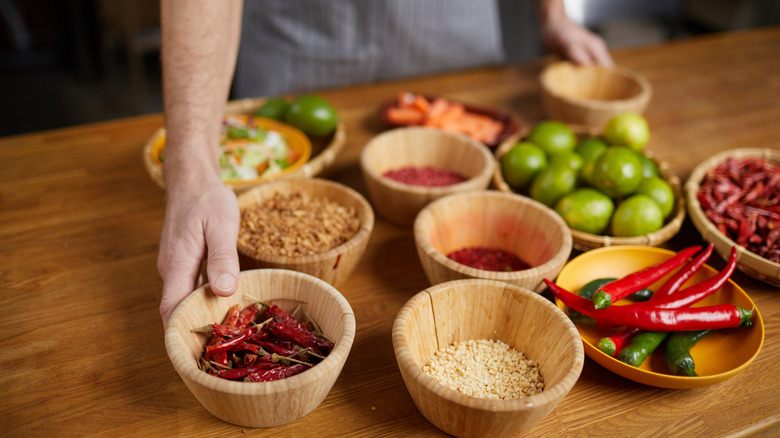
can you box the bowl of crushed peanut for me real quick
[236,178,374,287]
[392,279,583,437]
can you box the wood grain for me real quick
[1,28,779,437]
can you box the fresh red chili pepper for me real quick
[630,246,737,310]
[592,246,701,309]
[652,243,714,300]
[545,279,753,331]
[596,327,642,357]
[244,364,308,382]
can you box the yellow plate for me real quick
[555,245,764,388]
[145,115,312,193]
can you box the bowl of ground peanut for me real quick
[392,279,584,437]
[236,178,374,287]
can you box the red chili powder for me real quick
[383,165,468,187]
[447,246,531,272]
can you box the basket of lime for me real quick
[493,113,684,251]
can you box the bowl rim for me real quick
[554,245,765,388]
[235,177,375,264]
[684,147,780,285]
[392,278,584,412]
[165,268,356,396]
[413,190,573,281]
[360,126,497,196]
[539,61,652,110]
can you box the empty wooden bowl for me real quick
[392,279,584,437]
[360,127,496,227]
[540,61,652,128]
[685,148,780,286]
[236,178,374,287]
[165,269,356,428]
[413,190,572,292]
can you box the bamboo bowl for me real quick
[392,279,584,437]
[539,61,652,128]
[413,190,572,293]
[165,269,356,428]
[685,148,780,286]
[236,178,374,288]
[360,127,496,227]
[143,96,346,193]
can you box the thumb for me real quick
[204,216,240,297]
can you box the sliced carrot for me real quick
[387,107,425,125]
[412,95,430,113]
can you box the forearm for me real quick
[535,0,568,25]
[160,0,244,189]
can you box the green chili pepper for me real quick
[664,330,712,376]
[617,331,670,367]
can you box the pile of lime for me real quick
[256,95,339,137]
[500,113,674,237]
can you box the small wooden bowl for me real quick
[413,190,572,293]
[685,148,780,286]
[539,61,652,128]
[236,178,374,288]
[392,279,584,437]
[360,127,496,227]
[493,142,685,251]
[143,96,346,193]
[165,269,356,428]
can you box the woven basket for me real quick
[142,96,346,193]
[493,138,684,251]
[685,148,780,287]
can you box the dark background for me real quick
[1,0,778,137]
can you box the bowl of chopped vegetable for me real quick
[360,126,496,227]
[685,148,780,286]
[392,278,583,437]
[550,245,764,389]
[413,190,572,293]
[165,268,356,428]
[236,178,374,288]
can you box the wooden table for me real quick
[2,27,779,437]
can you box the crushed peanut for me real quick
[239,191,360,257]
[422,339,544,400]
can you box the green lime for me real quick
[285,95,338,137]
[603,112,650,151]
[576,138,608,163]
[555,188,615,235]
[527,120,577,156]
[611,194,664,237]
[550,150,584,173]
[530,162,577,207]
[255,98,291,121]
[592,146,643,199]
[636,152,660,179]
[636,176,675,219]
[500,142,548,189]
[578,159,597,187]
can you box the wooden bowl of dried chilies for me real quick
[165,269,356,428]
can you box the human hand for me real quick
[157,176,240,327]
[538,2,614,67]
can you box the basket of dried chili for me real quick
[165,269,355,428]
[685,148,780,286]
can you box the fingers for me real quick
[158,250,203,329]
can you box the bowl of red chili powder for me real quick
[414,190,572,292]
[360,127,495,226]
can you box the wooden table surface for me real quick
[2,27,779,437]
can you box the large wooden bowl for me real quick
[392,279,584,437]
[413,190,572,293]
[685,148,780,286]
[493,141,685,251]
[143,96,346,193]
[165,269,356,428]
[540,61,652,128]
[360,127,495,227]
[236,178,374,288]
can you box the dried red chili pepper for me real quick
[544,279,753,331]
[652,243,714,300]
[244,364,308,382]
[204,327,256,356]
[235,303,259,328]
[592,245,701,309]
[219,362,280,380]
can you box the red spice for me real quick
[383,165,468,187]
[447,246,530,272]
